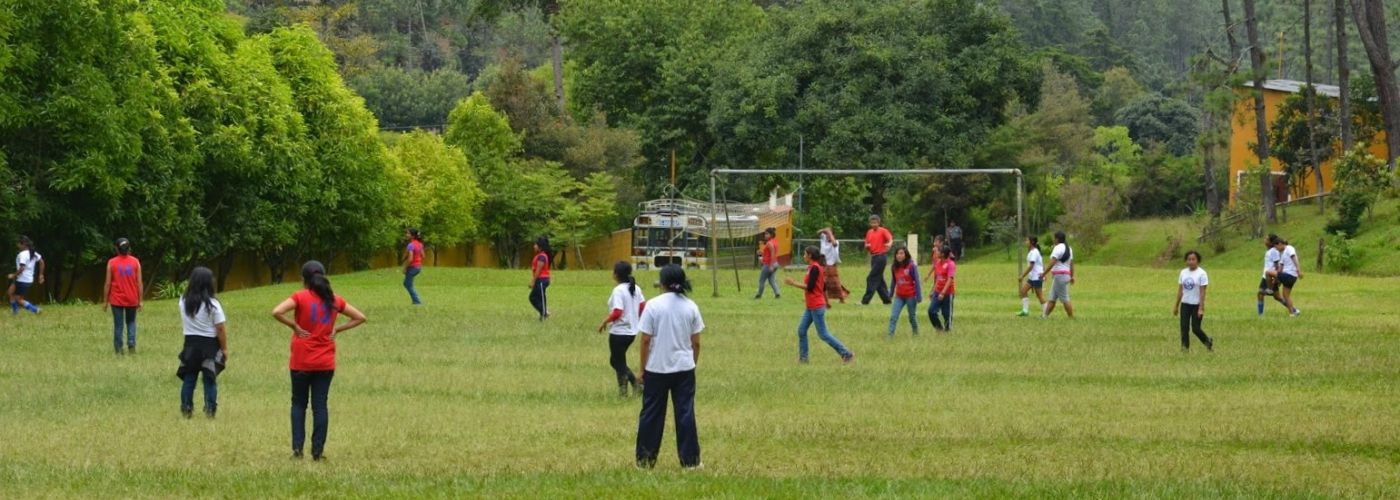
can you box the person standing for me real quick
[818,228,849,303]
[529,236,552,320]
[785,246,855,364]
[599,261,646,397]
[103,238,143,354]
[1274,238,1302,317]
[1042,231,1075,319]
[928,245,957,331]
[8,235,43,316]
[861,215,893,305]
[947,221,964,261]
[1173,251,1213,352]
[402,229,424,305]
[886,246,921,337]
[1017,236,1045,317]
[271,261,368,461]
[753,228,780,299]
[635,265,704,469]
[176,267,228,418]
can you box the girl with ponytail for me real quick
[528,236,553,320]
[8,235,43,315]
[635,264,704,469]
[402,228,424,305]
[598,261,646,397]
[103,238,143,354]
[271,261,368,461]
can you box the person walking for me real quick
[786,246,855,364]
[1017,236,1045,317]
[947,220,964,261]
[271,261,368,461]
[927,245,956,331]
[402,229,424,305]
[176,267,228,418]
[1273,238,1302,317]
[1256,234,1289,316]
[599,261,646,397]
[818,228,849,303]
[103,238,143,354]
[635,265,704,469]
[861,215,893,305]
[529,236,553,320]
[8,235,43,316]
[1173,251,1213,352]
[886,246,921,337]
[753,228,780,299]
[1042,231,1075,319]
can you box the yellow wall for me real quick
[1229,88,1389,205]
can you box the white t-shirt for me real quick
[14,250,40,283]
[1026,248,1044,281]
[179,297,226,338]
[1178,267,1208,305]
[820,237,841,266]
[1279,245,1299,276]
[638,292,704,374]
[606,283,646,336]
[1262,248,1280,277]
[1049,243,1072,275]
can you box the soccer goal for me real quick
[707,168,1025,297]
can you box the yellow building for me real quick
[1229,79,1389,205]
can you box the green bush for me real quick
[1325,150,1386,236]
[1324,232,1358,273]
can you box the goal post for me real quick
[708,168,1024,298]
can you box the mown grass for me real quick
[2,264,1398,498]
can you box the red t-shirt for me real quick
[533,251,551,279]
[804,263,827,310]
[892,263,917,299]
[760,240,776,266]
[107,255,141,307]
[934,259,957,296]
[865,227,893,255]
[289,289,346,371]
[407,240,424,268]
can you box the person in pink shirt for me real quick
[402,229,424,305]
[927,244,956,332]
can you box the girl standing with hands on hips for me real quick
[598,261,645,397]
[271,261,368,461]
[1174,251,1213,352]
[103,238,143,354]
[635,265,704,469]
[529,236,552,320]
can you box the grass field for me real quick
[2,263,1398,497]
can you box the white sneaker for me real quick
[1291,309,1302,317]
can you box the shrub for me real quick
[1324,232,1358,273]
[1056,180,1122,250]
[1325,150,1386,236]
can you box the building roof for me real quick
[1241,79,1341,98]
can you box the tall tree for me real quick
[1304,0,1324,213]
[1243,0,1277,222]
[1348,0,1399,171]
[1336,0,1353,151]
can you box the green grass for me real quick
[3,265,1399,497]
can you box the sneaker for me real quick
[181,407,193,419]
[1017,311,1029,317]
[753,295,762,300]
[617,385,628,398]
[682,462,705,471]
[292,450,304,459]
[1291,309,1301,317]
[204,408,216,419]
[127,346,136,354]
[797,358,808,364]
[1206,342,1214,352]
[312,452,325,462]
[841,353,855,365]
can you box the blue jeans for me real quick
[181,371,217,412]
[291,370,334,456]
[888,296,919,336]
[111,306,137,352]
[404,267,422,304]
[797,307,851,360]
[755,264,780,297]
[927,294,954,331]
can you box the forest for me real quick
[2,0,1397,298]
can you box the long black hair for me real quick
[115,238,132,256]
[301,260,336,311]
[407,228,422,241]
[659,264,691,296]
[1054,231,1071,262]
[17,235,34,253]
[1027,235,1040,252]
[891,245,912,269]
[803,245,822,263]
[614,260,638,297]
[535,236,552,254]
[183,267,217,319]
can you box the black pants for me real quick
[609,334,637,387]
[862,253,891,305]
[636,370,700,468]
[290,370,334,456]
[1179,303,1212,349]
[951,238,963,260]
[529,278,550,318]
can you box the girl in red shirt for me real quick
[271,261,367,461]
[886,246,922,338]
[402,228,424,305]
[927,245,957,332]
[529,236,552,320]
[784,246,854,364]
[102,238,143,354]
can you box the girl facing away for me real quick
[176,267,228,418]
[598,261,646,397]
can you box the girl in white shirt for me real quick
[176,267,229,419]
[1174,251,1213,352]
[1017,236,1045,317]
[8,235,43,315]
[818,228,850,303]
[635,265,703,469]
[598,261,646,397]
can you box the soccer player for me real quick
[103,238,143,354]
[785,246,855,364]
[861,215,893,305]
[176,267,228,418]
[887,246,922,337]
[1017,236,1045,317]
[635,265,704,469]
[599,261,646,397]
[1174,251,1213,352]
[402,229,424,305]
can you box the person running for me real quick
[271,261,368,461]
[176,267,228,418]
[8,235,43,315]
[886,245,922,337]
[1017,236,1046,317]
[635,265,704,470]
[103,238,143,354]
[1274,238,1302,317]
[1173,251,1213,352]
[818,228,849,303]
[753,228,780,299]
[599,261,646,398]
[1042,231,1074,319]
[928,245,956,331]
[402,228,424,305]
[529,236,552,320]
[947,220,964,261]
[785,246,855,364]
[861,215,893,305]
[1256,234,1288,316]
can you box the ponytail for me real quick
[614,260,638,297]
[301,260,337,311]
[659,264,691,296]
[1054,231,1071,263]
[116,238,132,256]
[18,235,35,254]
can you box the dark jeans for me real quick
[950,238,963,260]
[609,334,637,387]
[290,370,334,456]
[404,266,422,304]
[1179,303,1212,349]
[181,371,217,412]
[111,306,137,352]
[636,370,700,468]
[862,254,891,305]
[928,294,954,331]
[529,278,551,318]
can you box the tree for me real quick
[1113,93,1202,156]
[549,171,619,269]
[1270,89,1339,201]
[1243,0,1277,223]
[1336,0,1353,151]
[1348,0,1399,172]
[349,67,473,129]
[1303,0,1325,212]
[1092,67,1145,125]
[385,131,486,252]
